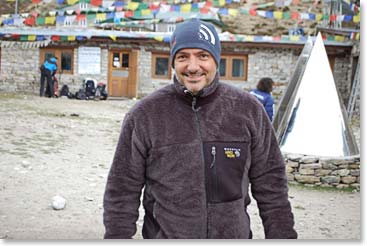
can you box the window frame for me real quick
[219,54,248,81]
[40,48,74,74]
[152,53,171,79]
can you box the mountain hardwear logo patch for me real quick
[224,147,241,158]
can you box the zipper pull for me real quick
[191,96,198,112]
[210,146,216,168]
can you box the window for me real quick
[40,48,74,74]
[167,24,176,32]
[152,53,171,79]
[219,55,248,81]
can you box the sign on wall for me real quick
[78,47,101,74]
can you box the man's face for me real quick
[174,48,217,95]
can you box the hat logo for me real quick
[199,24,215,46]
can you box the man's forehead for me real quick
[176,49,211,54]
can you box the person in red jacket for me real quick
[103,18,297,239]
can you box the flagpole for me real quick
[15,0,19,15]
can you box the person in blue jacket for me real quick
[250,77,275,121]
[40,56,58,97]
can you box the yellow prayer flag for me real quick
[228,9,238,17]
[316,14,323,21]
[67,36,76,41]
[274,11,283,19]
[45,16,56,24]
[154,36,164,42]
[244,35,254,41]
[127,2,139,11]
[96,13,106,21]
[109,35,117,41]
[219,0,225,6]
[356,33,360,40]
[290,35,299,41]
[334,35,344,42]
[181,4,191,13]
[67,0,79,5]
[28,35,36,41]
[353,14,360,23]
[141,9,151,16]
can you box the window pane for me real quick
[219,58,226,77]
[232,59,244,77]
[122,54,129,67]
[113,53,120,67]
[155,57,169,76]
[61,52,72,71]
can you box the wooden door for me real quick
[108,51,130,97]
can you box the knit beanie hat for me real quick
[170,18,221,68]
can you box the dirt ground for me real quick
[0,93,361,240]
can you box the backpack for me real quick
[60,85,69,97]
[85,80,96,99]
[95,82,108,100]
[76,88,86,100]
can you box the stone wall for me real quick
[0,43,39,93]
[284,153,360,190]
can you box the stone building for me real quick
[0,27,358,110]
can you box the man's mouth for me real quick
[183,72,205,81]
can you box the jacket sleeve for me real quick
[248,108,297,239]
[103,112,147,239]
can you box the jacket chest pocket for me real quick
[203,141,248,203]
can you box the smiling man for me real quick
[103,18,297,239]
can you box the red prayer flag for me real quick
[330,15,337,21]
[52,36,60,41]
[200,7,210,14]
[291,12,299,19]
[11,34,20,39]
[24,17,36,26]
[205,1,213,7]
[90,0,102,7]
[76,14,86,21]
[32,0,42,3]
[125,11,134,18]
[249,8,257,16]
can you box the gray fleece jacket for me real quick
[103,74,297,239]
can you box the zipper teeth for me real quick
[192,96,208,238]
[211,145,218,203]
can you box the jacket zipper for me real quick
[210,146,218,202]
[189,93,209,238]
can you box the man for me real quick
[103,18,297,239]
[40,56,57,97]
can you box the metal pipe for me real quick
[15,0,19,15]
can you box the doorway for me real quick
[108,50,138,98]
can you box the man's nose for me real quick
[187,57,200,71]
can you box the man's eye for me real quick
[200,54,209,59]
[176,55,186,60]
